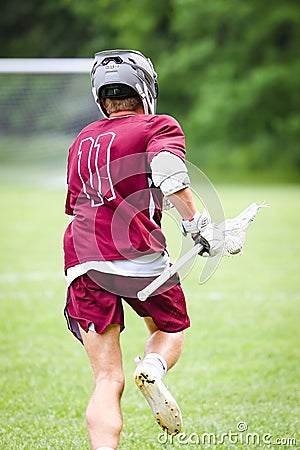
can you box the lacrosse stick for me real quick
[137,202,268,301]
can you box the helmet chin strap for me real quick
[135,83,150,114]
[141,80,156,114]
[92,86,98,105]
[92,86,109,117]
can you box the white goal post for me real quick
[0,58,93,73]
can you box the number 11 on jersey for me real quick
[77,132,116,207]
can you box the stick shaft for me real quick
[137,243,202,301]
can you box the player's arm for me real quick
[150,152,222,256]
[167,186,196,220]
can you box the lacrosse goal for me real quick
[0,58,100,187]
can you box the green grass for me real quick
[0,181,299,449]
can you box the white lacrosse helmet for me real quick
[91,49,158,117]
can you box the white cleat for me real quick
[134,363,182,435]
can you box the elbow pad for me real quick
[150,151,190,196]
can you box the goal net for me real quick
[0,59,100,188]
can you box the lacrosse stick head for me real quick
[224,230,246,256]
[222,202,268,256]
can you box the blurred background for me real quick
[1,3,299,448]
[0,0,299,184]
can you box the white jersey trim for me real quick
[66,252,170,287]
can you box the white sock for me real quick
[143,353,167,379]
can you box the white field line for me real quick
[189,291,300,302]
[0,272,62,283]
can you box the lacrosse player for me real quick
[63,49,222,450]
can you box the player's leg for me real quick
[65,272,126,449]
[79,324,124,450]
[133,317,185,434]
[134,322,185,434]
[143,317,185,370]
[127,279,189,434]
[135,279,189,375]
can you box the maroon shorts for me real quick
[64,270,190,343]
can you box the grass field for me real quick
[0,180,299,449]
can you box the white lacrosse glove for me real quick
[181,209,223,257]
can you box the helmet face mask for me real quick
[91,49,158,116]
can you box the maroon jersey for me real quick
[63,114,186,271]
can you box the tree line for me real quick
[1,0,299,180]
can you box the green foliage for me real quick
[1,0,300,179]
[163,0,300,174]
